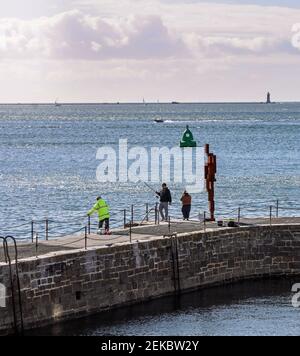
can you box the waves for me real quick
[0,103,299,238]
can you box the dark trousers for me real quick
[99,218,109,230]
[159,202,169,221]
[182,205,191,220]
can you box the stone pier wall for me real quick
[1,224,300,335]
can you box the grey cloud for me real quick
[187,34,296,56]
[0,9,297,62]
[0,10,187,60]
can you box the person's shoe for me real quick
[105,229,112,235]
[97,229,103,235]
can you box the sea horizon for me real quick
[1,101,300,105]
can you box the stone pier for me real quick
[0,221,300,335]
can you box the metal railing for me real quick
[0,235,24,336]
[0,200,299,257]
[0,199,298,336]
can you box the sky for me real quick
[0,0,300,103]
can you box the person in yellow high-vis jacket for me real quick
[87,196,110,235]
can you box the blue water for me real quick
[29,279,300,336]
[0,103,299,239]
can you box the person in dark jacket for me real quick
[156,183,172,221]
[181,190,192,220]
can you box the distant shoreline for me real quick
[0,101,299,105]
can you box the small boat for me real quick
[55,99,62,107]
[154,118,164,123]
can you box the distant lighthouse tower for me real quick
[266,92,271,104]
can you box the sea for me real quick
[28,278,300,336]
[1,102,300,336]
[0,102,299,238]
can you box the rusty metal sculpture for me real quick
[205,144,217,221]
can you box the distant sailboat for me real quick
[55,99,62,107]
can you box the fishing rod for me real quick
[143,181,185,199]
[142,181,159,197]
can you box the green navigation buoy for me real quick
[180,125,197,147]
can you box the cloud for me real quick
[292,23,300,50]
[1,1,300,102]
[0,10,186,60]
[0,6,297,62]
[185,33,292,56]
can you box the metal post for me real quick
[270,206,273,227]
[85,226,87,250]
[276,200,279,219]
[238,207,241,224]
[146,203,149,222]
[35,233,38,258]
[45,219,49,241]
[123,209,127,229]
[88,215,91,235]
[2,238,18,335]
[204,211,206,232]
[31,220,34,243]
[155,203,158,225]
[129,220,132,243]
[131,205,134,225]
[168,216,171,233]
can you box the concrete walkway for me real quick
[1,217,299,262]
